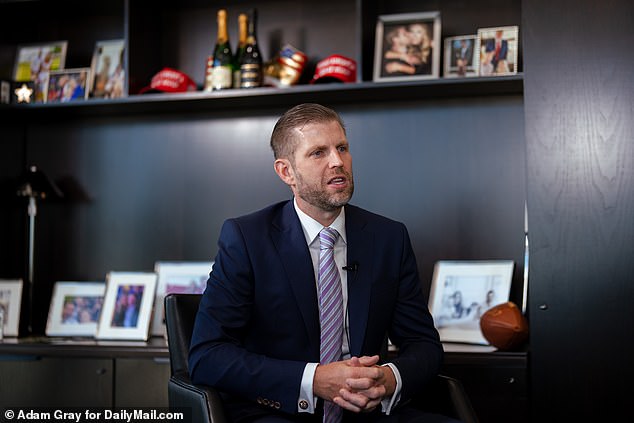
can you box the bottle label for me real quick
[211,66,232,89]
[240,64,262,88]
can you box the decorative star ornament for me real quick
[15,83,33,103]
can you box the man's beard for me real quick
[295,170,354,212]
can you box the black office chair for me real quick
[165,293,478,423]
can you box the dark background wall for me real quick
[1,96,526,335]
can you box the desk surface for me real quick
[0,337,527,363]
[0,336,169,358]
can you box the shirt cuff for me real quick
[298,362,319,413]
[380,363,402,415]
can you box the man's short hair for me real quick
[270,103,346,160]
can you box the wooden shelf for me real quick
[2,74,523,119]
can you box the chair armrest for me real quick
[411,374,479,423]
[438,374,479,423]
[168,373,228,423]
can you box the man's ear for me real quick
[274,158,294,186]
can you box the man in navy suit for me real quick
[190,104,454,422]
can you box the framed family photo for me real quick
[45,68,91,103]
[429,261,514,345]
[151,261,212,336]
[443,35,480,78]
[13,41,67,82]
[46,282,105,337]
[96,272,157,341]
[373,12,441,82]
[89,39,126,99]
[13,41,67,103]
[0,279,23,337]
[477,26,519,77]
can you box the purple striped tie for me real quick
[318,227,343,423]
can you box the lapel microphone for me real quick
[342,263,358,272]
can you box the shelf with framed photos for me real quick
[1,74,523,119]
[0,0,522,112]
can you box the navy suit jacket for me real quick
[189,200,442,418]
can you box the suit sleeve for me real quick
[188,218,306,414]
[387,223,443,403]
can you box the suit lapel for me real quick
[345,206,374,356]
[270,201,321,356]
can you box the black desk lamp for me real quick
[16,165,63,333]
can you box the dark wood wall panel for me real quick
[14,96,525,333]
[523,0,634,419]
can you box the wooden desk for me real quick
[442,343,529,423]
[0,337,169,408]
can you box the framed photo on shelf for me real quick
[373,11,441,82]
[0,279,23,337]
[428,260,514,345]
[150,261,212,336]
[96,272,157,341]
[477,26,519,77]
[13,41,68,103]
[89,39,126,99]
[443,35,480,78]
[46,282,105,337]
[45,68,91,103]
[13,41,67,82]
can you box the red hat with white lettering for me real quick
[310,55,357,84]
[139,68,197,94]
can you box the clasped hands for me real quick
[314,355,396,413]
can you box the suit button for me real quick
[274,401,281,409]
[263,399,270,406]
[257,397,264,405]
[299,400,309,410]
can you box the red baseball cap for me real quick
[310,55,357,84]
[139,68,197,94]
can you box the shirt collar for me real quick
[293,197,347,246]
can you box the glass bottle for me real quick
[207,9,233,90]
[233,13,248,88]
[239,9,262,88]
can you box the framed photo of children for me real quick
[477,26,519,77]
[89,39,126,99]
[428,261,514,345]
[443,35,480,78]
[0,279,23,337]
[373,11,441,82]
[45,281,105,337]
[45,68,91,103]
[96,272,157,341]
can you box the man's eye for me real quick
[312,150,323,157]
[338,146,348,153]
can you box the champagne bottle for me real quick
[239,9,262,88]
[208,9,233,90]
[233,13,248,88]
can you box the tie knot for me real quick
[319,227,339,250]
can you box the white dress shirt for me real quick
[293,199,401,415]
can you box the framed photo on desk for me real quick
[96,272,156,341]
[0,280,23,337]
[429,261,514,345]
[46,281,105,337]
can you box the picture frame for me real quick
[45,282,105,337]
[477,26,519,77]
[96,272,157,341]
[443,35,480,78]
[150,261,212,336]
[373,12,442,82]
[429,260,514,345]
[0,279,23,337]
[89,39,126,99]
[13,41,67,82]
[45,68,91,103]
